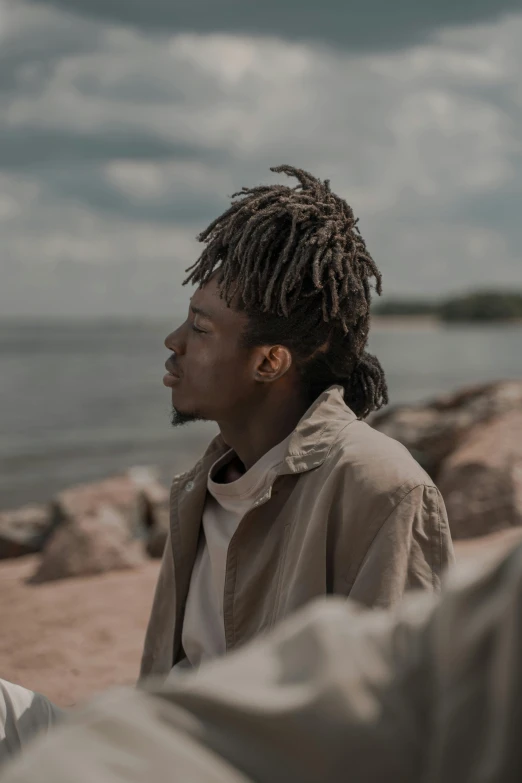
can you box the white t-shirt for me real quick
[178,435,291,669]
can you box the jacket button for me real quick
[185,481,195,493]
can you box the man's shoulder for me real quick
[324,417,434,495]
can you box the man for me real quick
[2,535,522,783]
[141,164,454,678]
[0,164,453,762]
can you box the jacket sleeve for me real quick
[347,484,455,609]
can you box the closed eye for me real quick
[191,323,206,334]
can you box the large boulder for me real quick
[437,411,522,540]
[132,468,170,559]
[52,474,144,538]
[51,467,168,543]
[30,505,143,583]
[0,505,53,559]
[371,380,522,478]
[0,467,169,563]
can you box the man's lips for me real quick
[163,360,182,387]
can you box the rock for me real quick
[31,505,143,583]
[0,505,53,559]
[124,465,170,558]
[371,380,522,478]
[132,470,170,559]
[52,475,142,537]
[128,466,169,508]
[0,467,170,563]
[454,528,522,563]
[437,411,522,539]
[51,467,166,540]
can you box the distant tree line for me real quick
[373,291,522,322]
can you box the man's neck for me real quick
[217,392,310,472]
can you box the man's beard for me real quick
[170,408,205,427]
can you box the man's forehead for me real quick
[190,276,218,312]
[190,276,242,322]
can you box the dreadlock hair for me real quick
[184,165,388,419]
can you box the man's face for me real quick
[163,275,257,426]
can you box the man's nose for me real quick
[164,324,186,354]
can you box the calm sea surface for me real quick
[1,319,521,510]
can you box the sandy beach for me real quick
[0,555,160,707]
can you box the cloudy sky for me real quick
[1,0,521,318]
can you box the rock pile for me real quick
[31,506,143,583]
[0,505,53,560]
[371,380,522,539]
[0,467,170,581]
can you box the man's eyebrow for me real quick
[190,303,213,320]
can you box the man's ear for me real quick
[254,345,293,383]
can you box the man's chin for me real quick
[170,407,205,427]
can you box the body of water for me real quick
[1,319,521,510]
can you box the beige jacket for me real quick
[4,538,522,783]
[141,385,454,677]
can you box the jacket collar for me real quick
[281,385,356,474]
[193,385,356,480]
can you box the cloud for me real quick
[26,0,522,52]
[0,1,521,316]
[0,127,230,169]
[0,177,200,317]
[0,1,104,93]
